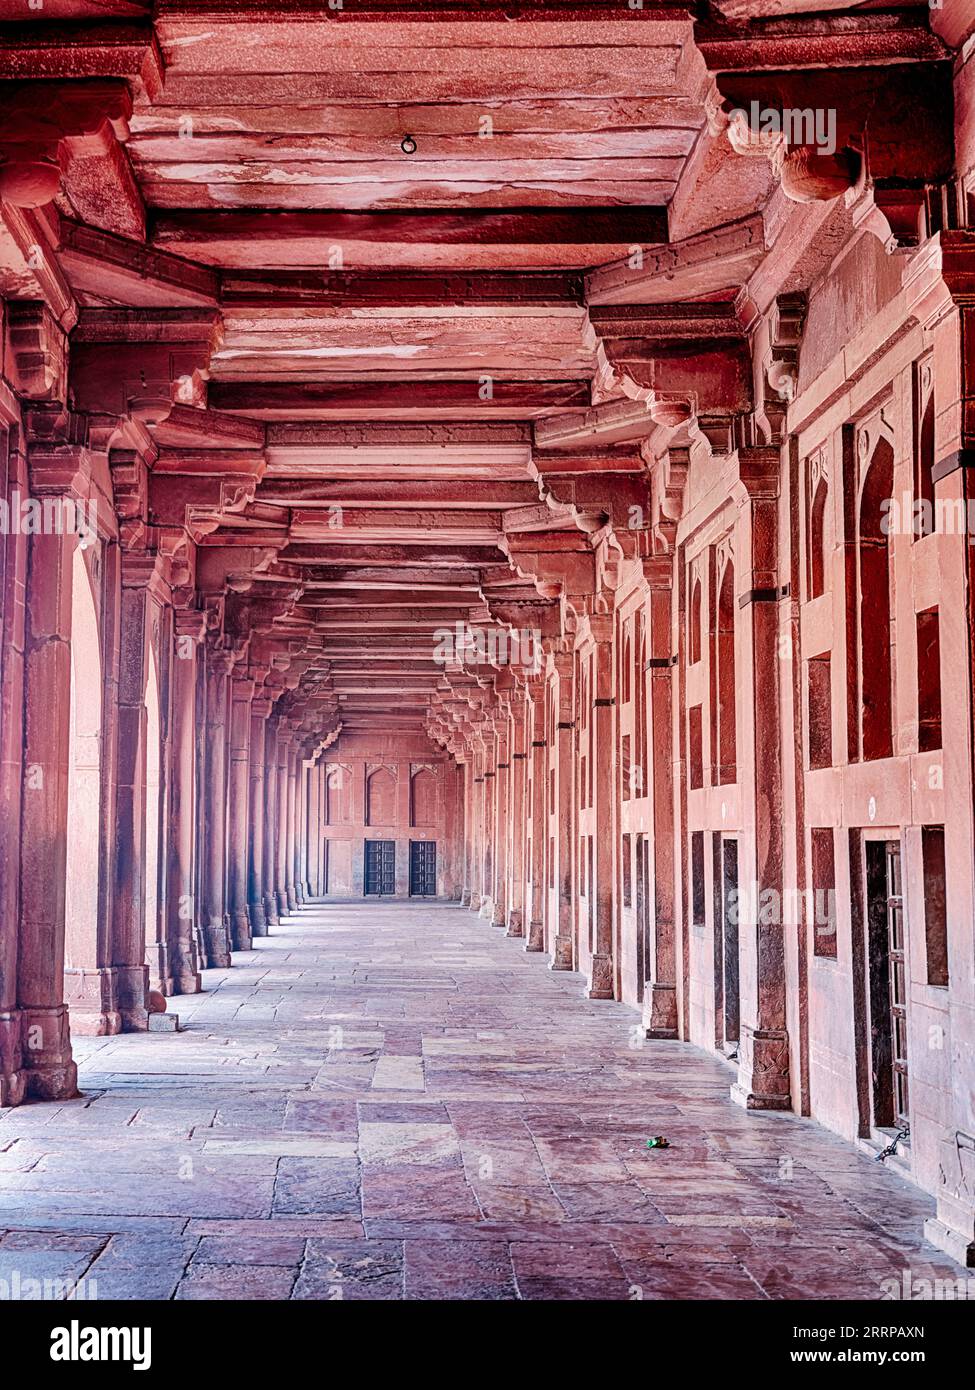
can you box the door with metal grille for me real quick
[364,839,395,896]
[865,839,910,1132]
[409,840,437,897]
[885,843,910,1129]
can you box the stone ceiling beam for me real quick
[150,208,669,272]
[208,379,590,420]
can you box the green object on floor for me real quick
[646,1136,670,1149]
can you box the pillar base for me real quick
[924,1218,975,1268]
[295,881,305,906]
[145,943,175,999]
[923,1133,975,1266]
[287,886,298,912]
[249,899,268,938]
[730,1025,791,1111]
[478,895,494,921]
[20,1006,78,1101]
[276,890,289,918]
[176,969,202,996]
[204,917,233,969]
[0,1011,25,1108]
[586,952,614,1000]
[549,935,574,970]
[643,981,679,1039]
[264,891,279,927]
[117,964,151,1032]
[525,918,544,952]
[505,909,524,938]
[0,1068,26,1108]
[63,967,122,1036]
[461,889,471,907]
[491,902,505,928]
[468,893,480,913]
[231,907,252,953]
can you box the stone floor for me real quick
[0,900,968,1300]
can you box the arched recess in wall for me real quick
[859,437,895,761]
[65,546,102,977]
[325,764,352,824]
[689,574,702,664]
[143,645,162,975]
[410,767,437,826]
[366,766,396,826]
[915,376,936,539]
[715,556,737,785]
[808,474,828,599]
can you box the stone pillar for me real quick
[203,641,233,967]
[18,528,78,1099]
[110,551,167,1030]
[479,731,496,919]
[469,740,484,912]
[731,449,790,1111]
[551,649,576,971]
[167,608,204,993]
[586,614,617,1000]
[275,723,289,918]
[295,755,307,904]
[922,242,975,1265]
[305,757,321,898]
[0,412,27,1105]
[644,561,679,1038]
[506,688,526,938]
[248,694,271,936]
[263,713,280,926]
[460,755,472,906]
[285,740,298,911]
[227,673,253,951]
[525,677,546,952]
[491,715,509,927]
[145,607,175,1001]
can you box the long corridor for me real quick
[0,901,968,1301]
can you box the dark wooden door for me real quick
[885,843,910,1129]
[865,839,909,1130]
[365,839,395,896]
[409,840,437,896]
[721,837,740,1047]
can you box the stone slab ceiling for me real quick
[0,0,948,729]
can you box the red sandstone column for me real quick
[460,757,472,906]
[491,712,509,927]
[924,257,975,1264]
[227,673,253,951]
[550,649,576,971]
[248,693,271,935]
[18,528,77,1099]
[305,756,321,898]
[506,688,526,937]
[731,450,790,1111]
[0,413,26,1105]
[168,607,204,993]
[294,754,307,904]
[524,677,546,952]
[587,613,617,1000]
[468,738,485,912]
[146,606,175,999]
[285,740,298,911]
[480,730,496,918]
[275,724,289,917]
[203,641,233,967]
[644,562,679,1038]
[112,553,165,1030]
[263,713,280,926]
